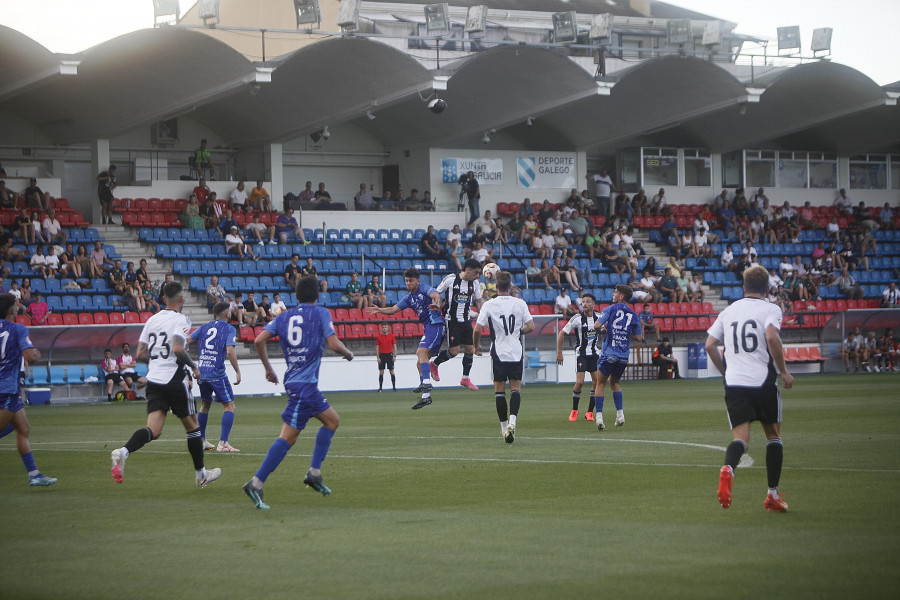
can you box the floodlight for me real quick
[666,19,692,45]
[465,5,488,35]
[294,0,321,27]
[777,26,801,52]
[590,14,612,40]
[152,0,180,26]
[702,20,723,46]
[552,11,577,44]
[198,0,220,27]
[811,27,833,53]
[337,0,360,31]
[425,3,451,33]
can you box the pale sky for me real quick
[1,0,898,85]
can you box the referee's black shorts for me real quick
[492,356,524,382]
[146,378,196,419]
[447,321,474,348]
[724,383,781,428]
[377,352,395,371]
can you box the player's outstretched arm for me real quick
[765,325,793,389]
[705,335,725,375]
[556,329,566,365]
[254,329,278,384]
[368,304,401,315]
[327,334,354,361]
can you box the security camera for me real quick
[428,98,447,114]
[526,117,534,127]
[482,133,491,144]
[321,126,330,140]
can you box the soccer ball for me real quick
[482,263,501,280]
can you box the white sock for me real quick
[28,469,40,477]
[197,467,207,478]
[509,415,517,427]
[120,447,130,460]
[616,409,624,419]
[422,377,431,385]
[768,487,778,498]
[308,467,321,477]
[500,420,508,434]
[251,476,263,488]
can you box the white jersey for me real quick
[139,309,192,385]
[707,297,782,387]
[476,295,533,362]
[436,273,482,323]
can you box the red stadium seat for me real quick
[139,312,153,322]
[539,304,555,315]
[93,313,110,325]
[123,312,140,323]
[63,312,78,326]
[78,313,94,325]
[46,313,64,326]
[496,202,511,215]
[108,312,125,324]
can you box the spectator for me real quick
[182,193,204,230]
[835,266,863,300]
[298,180,315,204]
[658,268,681,303]
[583,226,604,260]
[834,188,853,216]
[73,243,94,279]
[192,179,211,204]
[59,243,80,279]
[687,273,705,303]
[568,212,590,245]
[366,274,387,307]
[141,280,160,312]
[230,292,247,325]
[117,343,139,390]
[246,213,277,246]
[555,256,581,291]
[639,303,659,340]
[666,227,682,259]
[194,139,215,179]
[101,348,129,401]
[843,329,862,372]
[712,189,729,212]
[268,292,287,319]
[346,272,368,310]
[108,259,126,295]
[588,169,613,218]
[354,183,374,210]
[135,258,150,286]
[675,269,690,302]
[602,243,626,275]
[43,245,60,278]
[156,274,174,308]
[15,208,34,243]
[206,274,232,307]
[301,256,327,292]
[462,171,481,227]
[313,182,331,206]
[506,212,527,243]
[217,209,238,239]
[635,268,662,304]
[275,208,309,245]
[692,228,715,260]
[798,201,819,229]
[551,227,569,259]
[30,211,47,243]
[653,338,681,379]
[631,188,648,216]
[650,188,667,216]
[199,195,218,229]
[125,279,145,312]
[250,180,273,212]
[96,164,117,225]
[23,177,46,210]
[679,229,694,258]
[41,210,66,244]
[225,226,257,261]
[26,290,49,325]
[30,245,49,278]
[531,226,551,261]
[421,190,434,211]
[258,294,273,323]
[537,199,554,225]
[420,225,445,259]
[0,180,19,208]
[242,292,267,325]
[230,180,248,211]
[882,282,899,308]
[716,199,737,237]
[878,203,896,230]
[554,288,578,317]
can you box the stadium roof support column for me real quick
[91,139,110,226]
[266,143,283,212]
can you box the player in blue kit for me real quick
[594,284,644,430]
[189,302,242,453]
[0,294,57,486]
[243,276,353,510]
[367,267,445,410]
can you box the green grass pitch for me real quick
[1,375,898,600]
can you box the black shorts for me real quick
[576,355,599,373]
[492,356,524,382]
[378,352,395,371]
[447,321,474,348]
[105,373,121,384]
[146,379,196,419]
[724,383,781,428]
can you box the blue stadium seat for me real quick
[30,366,49,385]
[47,296,63,312]
[49,366,67,385]
[190,277,205,291]
[172,260,187,274]
[377,229,390,240]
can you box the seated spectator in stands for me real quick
[420,225,445,259]
[194,139,215,179]
[537,199,554,225]
[124,278,145,312]
[58,243,79,279]
[30,211,47,243]
[615,239,638,271]
[716,199,737,237]
[688,273,705,302]
[206,275,232,308]
[882,282,899,307]
[838,240,866,271]
[354,183,374,211]
[506,212,527,244]
[230,292,247,325]
[15,209,33,243]
[30,245,49,278]
[445,223,462,248]
[313,182,331,207]
[554,256,581,291]
[200,195,218,229]
[568,212,590,246]
[834,188,853,216]
[469,210,497,241]
[346,272,368,310]
[283,254,302,287]
[638,303,659,339]
[217,209,238,239]
[524,258,544,289]
[741,240,759,261]
[649,188,667,216]
[43,245,60,278]
[107,258,126,294]
[692,228,714,260]
[675,269,690,300]
[246,213,277,246]
[718,243,735,272]
[662,227,679,259]
[0,180,18,208]
[520,197,535,217]
[26,290,49,325]
[778,255,794,276]
[447,238,465,271]
[712,189,728,212]
[782,269,807,302]
[230,179,248,211]
[630,188,648,216]
[554,288,578,317]
[798,201,819,229]
[422,190,435,211]
[100,348,129,401]
[835,266,863,300]
[471,243,494,265]
[40,210,66,244]
[878,203,896,230]
[583,227,604,260]
[140,280,159,312]
[182,193,204,230]
[601,243,625,275]
[268,292,287,319]
[23,178,46,210]
[692,212,718,243]
[276,208,309,245]
[653,338,681,379]
[492,216,509,244]
[366,274,388,308]
[824,215,841,242]
[780,201,797,222]
[225,226,256,261]
[298,181,315,204]
[530,226,549,261]
[123,260,138,287]
[250,180,274,212]
[256,294,273,323]
[679,229,694,258]
[192,178,211,204]
[241,292,267,325]
[544,210,563,234]
[658,268,681,303]
[399,188,421,211]
[614,190,633,223]
[855,201,879,231]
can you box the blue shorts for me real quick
[199,378,235,404]
[281,382,331,431]
[599,356,628,380]
[0,394,24,413]
[419,322,446,354]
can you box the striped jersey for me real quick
[436,273,481,323]
[562,312,599,357]
[706,297,782,387]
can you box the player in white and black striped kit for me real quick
[706,265,793,512]
[556,293,601,423]
[473,271,535,444]
[109,281,222,488]
[430,259,484,390]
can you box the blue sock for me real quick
[255,437,291,483]
[596,396,605,411]
[198,412,209,439]
[419,362,430,382]
[0,424,14,439]
[220,411,234,443]
[21,451,37,474]
[310,427,335,470]
[613,391,623,411]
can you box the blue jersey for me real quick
[598,302,642,360]
[397,282,443,326]
[189,319,235,380]
[0,320,33,395]
[265,303,336,385]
